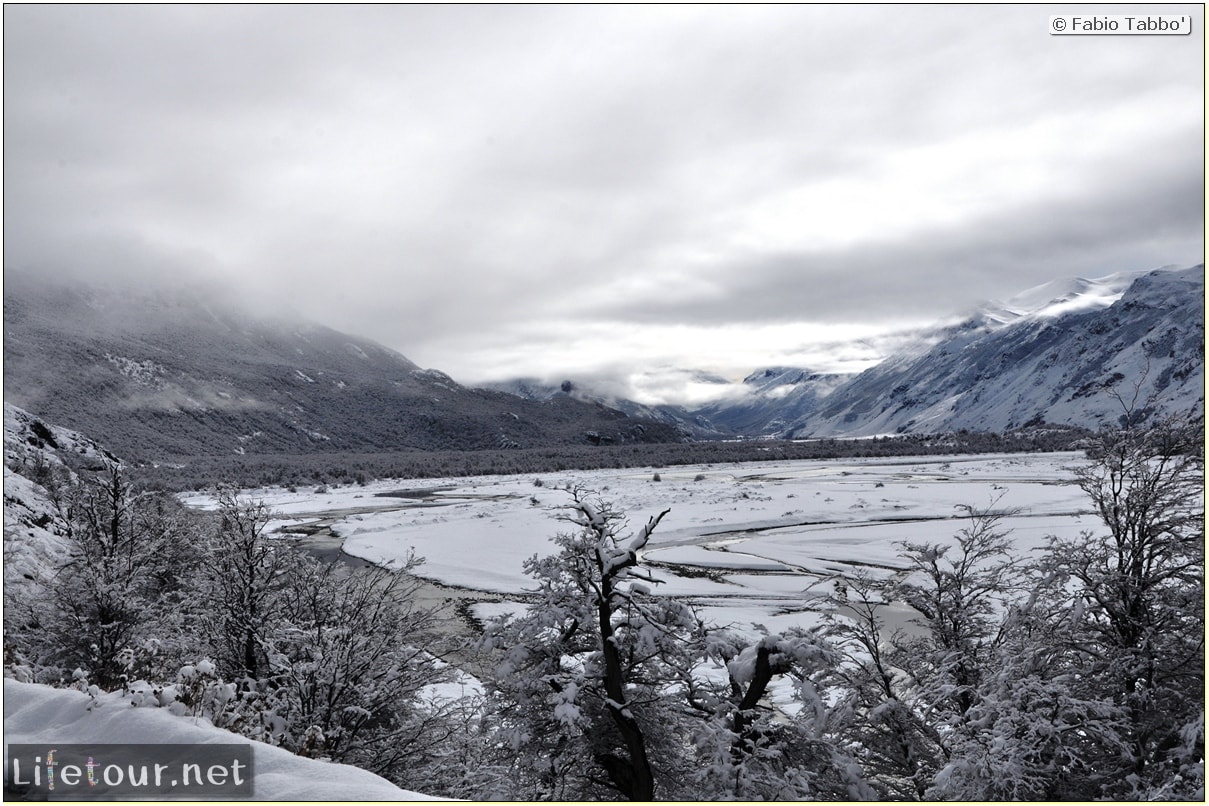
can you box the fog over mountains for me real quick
[3,264,1202,463]
[2,270,682,462]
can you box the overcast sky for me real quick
[5,4,1204,403]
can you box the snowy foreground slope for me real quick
[3,679,437,800]
[4,404,106,591]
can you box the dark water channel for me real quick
[275,487,462,569]
[270,486,515,670]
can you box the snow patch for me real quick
[104,353,167,387]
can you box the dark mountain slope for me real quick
[480,376,725,438]
[3,271,681,461]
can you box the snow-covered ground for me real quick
[3,679,438,800]
[183,451,1097,638]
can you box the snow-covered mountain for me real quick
[482,367,864,438]
[782,265,1204,437]
[10,264,1199,455]
[975,269,1151,326]
[484,267,1202,439]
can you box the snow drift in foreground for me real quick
[3,679,440,801]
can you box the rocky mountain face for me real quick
[3,403,102,590]
[784,265,1204,436]
[3,271,682,462]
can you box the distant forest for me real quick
[131,425,1093,492]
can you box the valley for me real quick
[5,5,1202,797]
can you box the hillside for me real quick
[481,376,724,438]
[3,271,682,462]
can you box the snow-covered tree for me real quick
[7,468,467,795]
[196,490,456,785]
[259,557,451,773]
[692,627,873,800]
[893,499,1028,720]
[1044,417,1204,799]
[477,489,874,801]
[826,569,946,799]
[892,416,1204,801]
[924,567,1128,800]
[824,500,1030,799]
[200,489,299,682]
[479,489,701,800]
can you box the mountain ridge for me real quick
[974,268,1148,326]
[3,271,684,461]
[5,265,1201,461]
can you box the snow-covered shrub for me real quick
[824,415,1204,801]
[13,465,207,688]
[822,500,1031,799]
[197,490,452,781]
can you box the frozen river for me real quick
[183,451,1098,638]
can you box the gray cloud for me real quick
[599,151,1204,328]
[5,4,1203,401]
